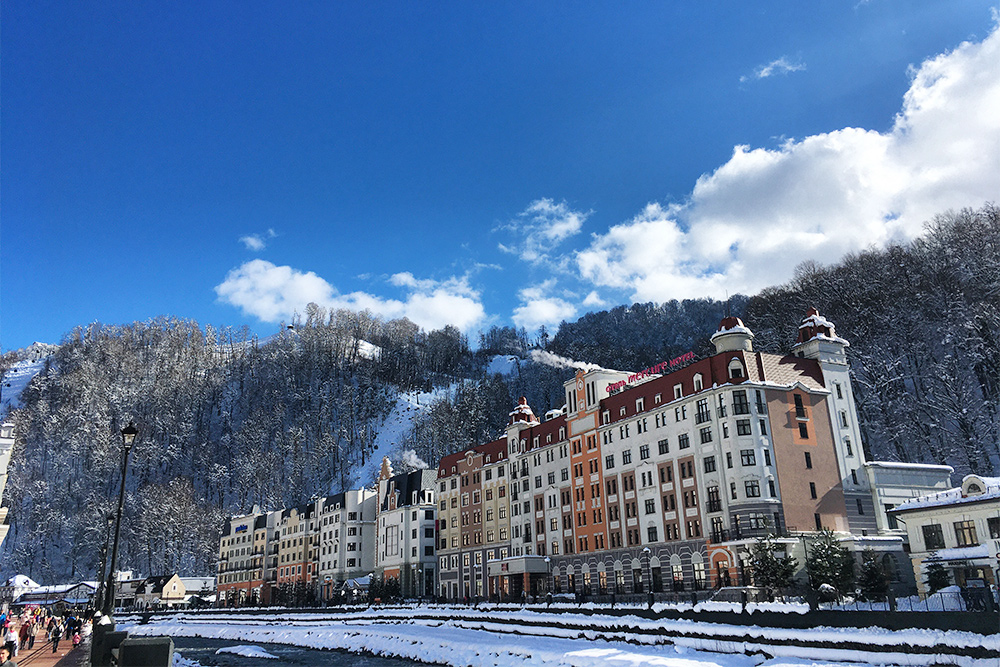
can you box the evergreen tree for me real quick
[925,556,951,594]
[748,535,797,599]
[856,548,890,601]
[805,529,855,597]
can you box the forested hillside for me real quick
[745,205,1000,474]
[2,205,997,584]
[1,310,473,583]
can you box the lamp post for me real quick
[102,422,138,616]
[642,546,652,605]
[94,514,115,610]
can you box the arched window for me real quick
[728,358,745,379]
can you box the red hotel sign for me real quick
[606,351,695,394]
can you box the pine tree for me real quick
[925,556,951,594]
[856,548,889,601]
[805,529,855,597]
[748,536,797,599]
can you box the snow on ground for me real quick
[486,355,520,376]
[123,606,998,667]
[215,645,279,659]
[1,345,54,415]
[353,385,454,487]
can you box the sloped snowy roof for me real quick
[4,574,39,590]
[893,474,1000,512]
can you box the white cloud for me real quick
[239,229,278,251]
[511,281,577,332]
[239,235,267,251]
[497,198,590,266]
[582,291,607,307]
[215,259,485,333]
[741,56,806,82]
[578,22,1000,303]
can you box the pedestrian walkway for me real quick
[9,637,89,667]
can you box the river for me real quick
[170,636,438,667]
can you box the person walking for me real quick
[25,621,35,650]
[49,622,62,654]
[16,624,27,652]
[2,626,15,659]
[0,645,17,667]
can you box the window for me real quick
[696,399,711,424]
[728,359,744,379]
[730,482,737,499]
[840,411,849,428]
[990,517,1000,539]
[856,498,865,515]
[793,394,805,418]
[678,433,690,449]
[699,427,712,444]
[798,423,809,439]
[740,449,756,466]
[658,438,669,455]
[845,437,853,456]
[706,486,721,512]
[722,422,730,439]
[954,520,978,546]
[809,482,817,499]
[759,419,768,436]
[804,452,812,469]
[744,480,761,497]
[733,390,749,415]
[640,444,650,460]
[703,456,716,473]
[644,499,656,514]
[726,452,732,469]
[922,524,945,550]
[763,449,771,466]
[835,383,843,399]
[622,450,632,465]
[648,526,659,542]
[736,419,752,436]
[674,384,683,399]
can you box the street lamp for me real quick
[94,514,115,610]
[642,547,652,598]
[102,422,138,616]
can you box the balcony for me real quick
[695,411,712,425]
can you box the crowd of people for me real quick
[0,608,88,666]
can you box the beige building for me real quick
[891,474,1000,594]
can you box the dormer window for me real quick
[966,483,983,495]
[619,407,626,417]
[654,393,662,404]
[636,398,645,412]
[728,358,745,379]
[693,374,704,392]
[674,384,683,400]
[559,427,566,440]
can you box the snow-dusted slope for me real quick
[1,343,56,417]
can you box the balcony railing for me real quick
[708,526,790,544]
[695,411,712,424]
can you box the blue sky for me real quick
[3,2,999,351]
